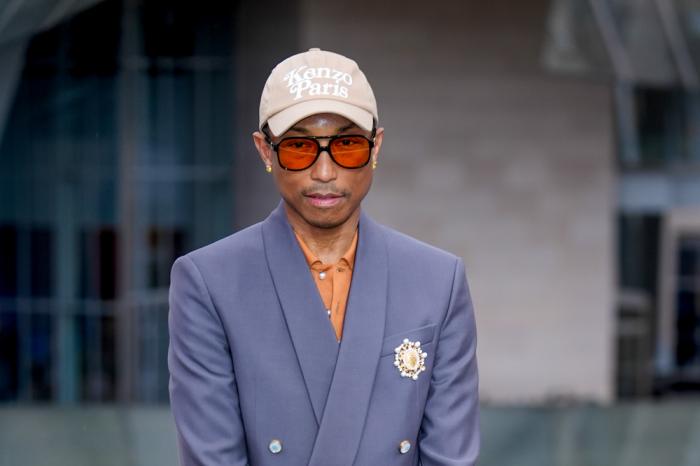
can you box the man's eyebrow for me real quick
[289,126,310,134]
[338,123,360,133]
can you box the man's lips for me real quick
[305,192,343,199]
[304,192,345,207]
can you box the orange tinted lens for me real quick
[330,136,370,167]
[278,138,318,169]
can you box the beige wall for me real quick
[299,0,616,403]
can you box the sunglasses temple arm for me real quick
[260,126,274,147]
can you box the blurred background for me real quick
[1,0,700,464]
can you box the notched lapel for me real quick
[308,210,388,466]
[261,202,339,426]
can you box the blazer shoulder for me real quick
[378,222,460,270]
[179,222,264,270]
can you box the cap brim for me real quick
[266,99,374,136]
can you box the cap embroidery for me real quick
[283,66,352,100]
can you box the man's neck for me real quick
[284,205,359,265]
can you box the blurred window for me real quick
[619,85,700,170]
[616,82,700,397]
[616,214,660,398]
[675,235,700,370]
[0,0,235,403]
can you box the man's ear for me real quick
[252,131,274,168]
[371,127,384,164]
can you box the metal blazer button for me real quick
[399,440,411,454]
[268,439,282,454]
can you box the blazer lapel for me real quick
[261,201,340,425]
[308,209,388,466]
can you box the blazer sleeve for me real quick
[418,258,480,466]
[168,255,249,466]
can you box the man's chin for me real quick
[300,204,357,230]
[303,212,347,230]
[282,197,359,230]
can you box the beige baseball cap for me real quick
[259,48,378,137]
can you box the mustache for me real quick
[302,184,348,196]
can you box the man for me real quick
[168,48,479,466]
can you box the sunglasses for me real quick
[266,130,376,171]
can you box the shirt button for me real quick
[398,440,411,454]
[319,271,326,280]
[268,439,282,454]
[327,309,331,316]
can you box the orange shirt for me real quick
[293,229,358,341]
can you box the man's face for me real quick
[253,113,384,230]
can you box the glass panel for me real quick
[619,86,700,170]
[675,235,700,371]
[616,213,660,398]
[0,0,236,403]
[635,87,686,167]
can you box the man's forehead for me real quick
[287,113,362,133]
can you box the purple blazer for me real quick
[168,202,479,465]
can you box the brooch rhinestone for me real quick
[394,338,427,380]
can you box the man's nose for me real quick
[310,146,337,182]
